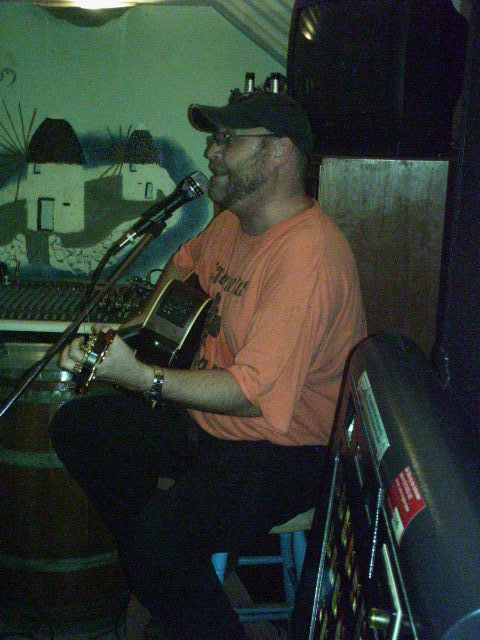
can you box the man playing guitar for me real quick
[50,90,366,640]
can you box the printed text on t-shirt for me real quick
[211,263,250,297]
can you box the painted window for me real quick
[33,163,41,175]
[37,198,54,231]
[145,182,153,199]
[129,163,137,172]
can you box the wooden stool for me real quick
[212,508,315,623]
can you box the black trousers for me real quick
[49,392,327,640]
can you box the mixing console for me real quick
[0,280,152,334]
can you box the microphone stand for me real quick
[0,218,166,420]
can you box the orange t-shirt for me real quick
[174,204,366,446]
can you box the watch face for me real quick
[147,370,164,398]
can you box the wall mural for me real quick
[0,100,209,283]
[0,68,16,87]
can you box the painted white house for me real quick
[121,124,175,202]
[25,118,86,234]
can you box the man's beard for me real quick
[209,143,270,209]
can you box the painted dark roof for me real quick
[27,118,85,164]
[124,129,157,164]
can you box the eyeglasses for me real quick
[210,131,277,148]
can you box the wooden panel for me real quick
[318,158,449,356]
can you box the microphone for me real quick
[116,171,209,251]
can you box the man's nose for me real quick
[205,136,222,160]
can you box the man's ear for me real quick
[272,137,294,165]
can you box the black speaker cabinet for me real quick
[433,0,480,432]
[288,0,468,158]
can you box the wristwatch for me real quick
[145,368,165,405]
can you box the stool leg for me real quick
[211,551,228,584]
[279,533,296,604]
[292,530,307,578]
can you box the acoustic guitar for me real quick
[72,275,211,393]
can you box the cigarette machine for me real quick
[292,334,480,640]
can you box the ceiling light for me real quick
[34,0,137,8]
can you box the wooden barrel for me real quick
[0,341,129,627]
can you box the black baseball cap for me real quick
[188,91,313,157]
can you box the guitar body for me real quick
[119,275,211,370]
[72,275,210,393]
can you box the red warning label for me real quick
[386,466,426,545]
